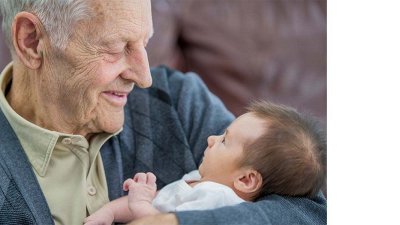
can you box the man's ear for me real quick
[12,12,46,69]
[233,169,263,195]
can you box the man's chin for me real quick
[105,126,123,134]
[105,123,123,134]
[100,115,124,134]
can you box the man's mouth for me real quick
[109,91,126,97]
[102,91,130,107]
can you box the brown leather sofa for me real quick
[147,0,327,126]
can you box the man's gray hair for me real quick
[0,0,92,50]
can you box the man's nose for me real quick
[121,46,152,88]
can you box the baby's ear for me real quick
[233,169,262,195]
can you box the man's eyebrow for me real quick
[98,36,123,47]
[100,28,154,46]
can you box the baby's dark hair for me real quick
[241,101,326,199]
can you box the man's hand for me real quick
[127,213,179,225]
[124,172,159,219]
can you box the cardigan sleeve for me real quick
[175,192,327,225]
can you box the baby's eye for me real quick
[221,137,226,144]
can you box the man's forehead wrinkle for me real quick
[93,0,140,19]
[89,0,146,42]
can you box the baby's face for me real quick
[198,113,265,187]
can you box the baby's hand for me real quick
[83,205,114,225]
[123,172,157,217]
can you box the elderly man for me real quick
[0,0,326,225]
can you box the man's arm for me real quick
[175,193,327,225]
[127,193,327,225]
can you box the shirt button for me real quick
[62,138,72,145]
[87,186,97,196]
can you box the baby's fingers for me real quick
[123,178,134,191]
[146,172,157,187]
[133,172,147,183]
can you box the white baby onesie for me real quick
[152,170,245,212]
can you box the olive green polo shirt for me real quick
[0,63,120,225]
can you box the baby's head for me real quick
[198,101,326,201]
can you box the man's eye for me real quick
[103,52,122,62]
[124,42,136,55]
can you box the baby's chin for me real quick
[198,163,204,177]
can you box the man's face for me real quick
[198,113,266,186]
[45,0,153,135]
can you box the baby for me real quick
[84,101,326,225]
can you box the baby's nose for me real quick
[207,135,217,148]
